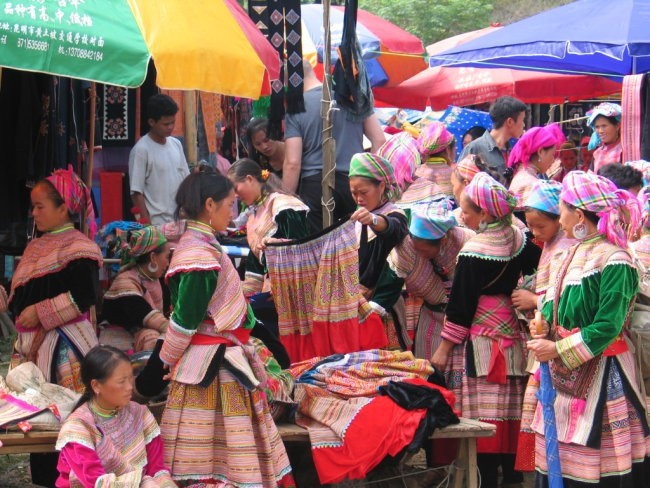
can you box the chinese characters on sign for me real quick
[2,0,105,62]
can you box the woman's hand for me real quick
[256,237,289,254]
[527,338,559,362]
[17,305,39,329]
[529,310,550,339]
[511,289,538,311]
[430,340,454,371]
[351,208,387,232]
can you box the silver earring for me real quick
[573,222,588,240]
[478,220,488,233]
[147,261,159,274]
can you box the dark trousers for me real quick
[299,171,356,232]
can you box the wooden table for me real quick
[280,417,495,488]
[1,417,494,488]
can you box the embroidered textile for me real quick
[56,402,163,486]
[460,222,525,262]
[622,74,644,163]
[265,219,388,362]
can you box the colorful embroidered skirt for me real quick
[265,219,388,363]
[161,367,294,488]
[532,356,650,484]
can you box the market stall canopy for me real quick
[427,0,650,77]
[301,4,426,87]
[373,65,622,110]
[375,24,621,110]
[0,0,281,99]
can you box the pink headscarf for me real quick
[46,165,97,239]
[560,171,640,248]
[416,121,455,160]
[465,172,517,219]
[507,124,565,168]
[378,132,421,192]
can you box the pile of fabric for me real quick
[288,349,459,484]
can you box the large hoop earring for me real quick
[147,261,159,274]
[478,220,488,233]
[573,222,588,240]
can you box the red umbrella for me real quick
[374,66,622,110]
[374,26,621,109]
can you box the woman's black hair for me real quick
[228,158,286,195]
[563,201,599,225]
[523,206,560,221]
[245,118,272,165]
[462,125,487,143]
[73,345,131,412]
[174,172,234,220]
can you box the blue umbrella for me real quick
[537,362,564,488]
[428,0,650,77]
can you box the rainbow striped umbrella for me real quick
[0,0,280,99]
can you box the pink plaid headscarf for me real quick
[455,154,482,183]
[47,165,97,238]
[465,172,516,219]
[416,122,455,160]
[561,171,640,248]
[507,124,565,168]
[378,132,421,192]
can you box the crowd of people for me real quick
[0,90,648,488]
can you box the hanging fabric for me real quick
[265,219,388,363]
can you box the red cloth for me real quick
[311,394,426,485]
[99,172,124,225]
[190,328,252,346]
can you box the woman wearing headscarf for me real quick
[398,122,456,213]
[527,171,649,486]
[9,166,101,390]
[377,131,421,195]
[587,102,623,173]
[507,123,565,222]
[100,226,171,353]
[431,172,541,488]
[349,153,409,348]
[8,166,102,487]
[386,198,474,359]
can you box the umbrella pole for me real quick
[83,81,97,235]
[184,91,198,167]
[321,0,335,229]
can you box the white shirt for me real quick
[128,134,189,225]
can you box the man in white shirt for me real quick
[128,94,189,225]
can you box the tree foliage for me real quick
[358,0,493,47]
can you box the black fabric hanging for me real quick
[283,0,305,115]
[332,0,374,122]
[266,0,286,140]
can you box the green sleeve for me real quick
[372,263,405,310]
[275,209,310,240]
[578,263,637,356]
[169,270,218,331]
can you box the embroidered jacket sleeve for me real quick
[159,270,217,366]
[553,263,638,368]
[34,258,99,330]
[102,296,155,331]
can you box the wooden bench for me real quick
[0,417,494,488]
